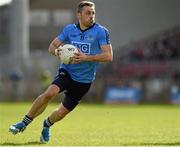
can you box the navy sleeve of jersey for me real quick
[57,25,70,42]
[98,27,111,46]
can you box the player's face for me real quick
[77,6,95,28]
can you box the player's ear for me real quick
[76,12,81,20]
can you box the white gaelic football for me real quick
[59,44,79,64]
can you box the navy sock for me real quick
[43,117,53,128]
[22,115,33,126]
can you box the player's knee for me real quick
[42,85,59,101]
[42,90,56,102]
[56,107,69,119]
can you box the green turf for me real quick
[0,102,180,146]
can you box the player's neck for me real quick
[79,23,89,30]
[78,23,95,32]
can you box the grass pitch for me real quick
[0,103,180,146]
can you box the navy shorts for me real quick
[52,68,91,111]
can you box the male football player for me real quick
[9,1,113,143]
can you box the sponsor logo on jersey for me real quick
[72,41,91,55]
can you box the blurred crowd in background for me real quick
[129,29,180,61]
[99,26,180,104]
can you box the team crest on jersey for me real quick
[72,41,91,55]
[87,35,94,41]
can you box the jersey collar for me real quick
[76,23,96,32]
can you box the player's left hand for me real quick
[73,51,87,64]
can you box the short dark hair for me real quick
[77,1,95,13]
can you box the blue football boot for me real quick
[9,122,26,135]
[40,127,50,143]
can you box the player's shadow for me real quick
[1,141,43,146]
[2,142,180,146]
[142,142,180,146]
[121,142,180,146]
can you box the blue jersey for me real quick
[57,23,110,83]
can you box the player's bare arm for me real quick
[48,37,63,56]
[73,44,113,63]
